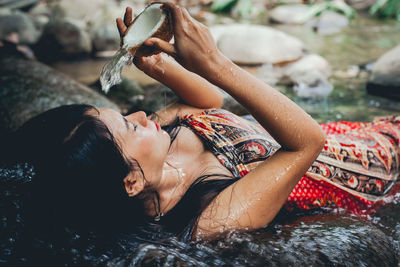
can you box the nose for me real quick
[125,111,148,127]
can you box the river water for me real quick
[274,15,400,122]
[1,14,400,266]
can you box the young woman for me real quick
[14,3,399,240]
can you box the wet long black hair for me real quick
[10,104,145,232]
[10,104,238,239]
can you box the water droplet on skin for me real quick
[161,69,165,75]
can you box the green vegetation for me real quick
[211,0,400,21]
[211,0,238,12]
[211,0,354,20]
[370,0,400,20]
[299,1,355,22]
[211,0,262,17]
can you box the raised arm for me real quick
[116,7,223,116]
[147,2,326,239]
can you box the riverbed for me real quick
[1,10,400,266]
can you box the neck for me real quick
[142,154,199,218]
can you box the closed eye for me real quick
[123,117,137,131]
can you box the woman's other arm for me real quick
[134,54,223,109]
[117,7,223,120]
[147,2,326,238]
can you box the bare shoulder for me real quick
[150,102,207,126]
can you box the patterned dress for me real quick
[180,109,400,215]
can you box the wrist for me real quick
[200,51,235,85]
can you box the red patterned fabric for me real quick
[181,110,400,215]
[286,176,377,215]
[286,118,400,215]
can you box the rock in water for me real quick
[34,18,92,61]
[0,57,119,133]
[269,4,311,24]
[367,45,400,100]
[0,11,40,44]
[210,24,305,65]
[285,54,333,98]
[0,0,37,9]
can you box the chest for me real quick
[169,126,233,177]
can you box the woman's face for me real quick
[95,108,171,191]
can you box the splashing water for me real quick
[100,48,134,93]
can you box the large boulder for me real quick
[0,0,38,9]
[51,0,146,53]
[91,23,120,52]
[0,57,119,133]
[210,24,305,65]
[367,45,400,100]
[0,10,40,44]
[34,18,92,61]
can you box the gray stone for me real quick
[269,5,349,34]
[284,54,333,98]
[91,24,120,52]
[133,83,179,115]
[28,1,50,17]
[91,77,144,114]
[0,11,40,44]
[285,54,331,85]
[51,0,145,54]
[0,57,119,133]
[252,63,285,85]
[210,24,305,65]
[305,11,349,35]
[35,18,92,60]
[367,45,400,100]
[269,4,311,24]
[28,2,50,31]
[53,0,144,30]
[369,45,400,85]
[293,79,333,98]
[0,0,37,9]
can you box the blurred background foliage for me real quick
[211,0,400,20]
[370,0,400,19]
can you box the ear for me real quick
[123,173,145,197]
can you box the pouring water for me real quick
[99,48,134,94]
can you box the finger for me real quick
[124,7,133,26]
[116,18,127,37]
[145,37,177,58]
[160,2,184,31]
[181,7,194,22]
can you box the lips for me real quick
[154,121,160,131]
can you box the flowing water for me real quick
[2,14,400,267]
[273,15,400,123]
[100,49,134,93]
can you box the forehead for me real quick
[93,108,125,133]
